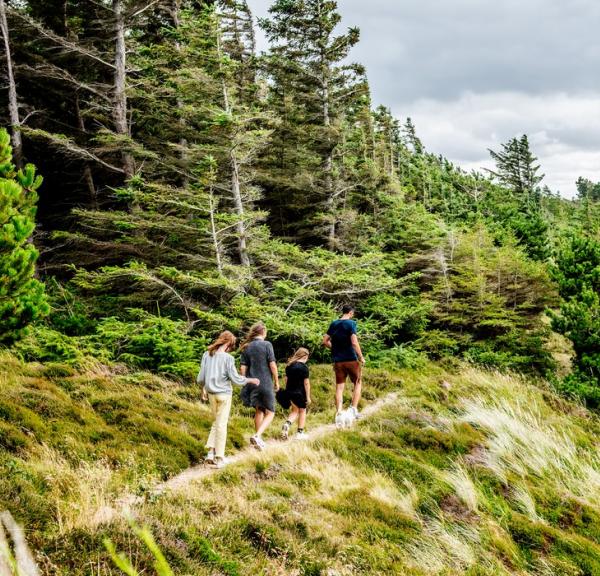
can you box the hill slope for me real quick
[2,355,600,575]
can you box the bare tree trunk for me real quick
[0,0,22,168]
[216,19,250,266]
[169,0,189,187]
[208,183,222,274]
[113,0,134,178]
[323,78,336,249]
[75,92,98,207]
[316,3,335,249]
[230,157,250,266]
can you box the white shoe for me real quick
[281,421,291,440]
[213,457,229,469]
[295,431,309,440]
[335,411,344,428]
[250,435,265,451]
[205,449,216,465]
[350,406,362,420]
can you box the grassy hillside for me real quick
[2,354,600,575]
[0,353,399,540]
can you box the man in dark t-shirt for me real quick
[323,304,365,425]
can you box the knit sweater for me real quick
[196,351,248,394]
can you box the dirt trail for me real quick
[92,391,399,525]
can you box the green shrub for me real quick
[368,344,426,369]
[0,129,48,344]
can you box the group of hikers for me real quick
[197,305,365,468]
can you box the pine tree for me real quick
[0,129,47,342]
[488,135,544,201]
[488,135,549,260]
[260,0,367,247]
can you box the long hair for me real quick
[240,322,267,351]
[286,347,309,366]
[207,331,237,356]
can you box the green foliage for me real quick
[550,233,600,405]
[0,129,48,343]
[91,311,206,378]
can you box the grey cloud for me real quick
[247,0,600,196]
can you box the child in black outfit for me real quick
[276,347,311,440]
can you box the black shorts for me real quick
[276,388,307,410]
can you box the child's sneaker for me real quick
[250,435,265,451]
[213,457,229,469]
[335,411,344,428]
[281,421,291,440]
[205,449,216,465]
[295,431,309,440]
[350,406,362,420]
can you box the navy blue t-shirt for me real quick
[327,319,358,363]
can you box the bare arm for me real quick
[351,334,365,365]
[304,378,311,405]
[270,361,280,391]
[240,365,247,376]
[322,334,332,349]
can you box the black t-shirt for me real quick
[327,319,358,362]
[285,362,309,394]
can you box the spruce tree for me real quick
[260,0,367,247]
[0,129,47,342]
[488,135,549,260]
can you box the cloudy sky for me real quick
[247,0,600,197]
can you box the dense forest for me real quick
[0,0,599,402]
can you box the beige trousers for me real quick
[206,393,232,458]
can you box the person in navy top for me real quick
[322,304,365,425]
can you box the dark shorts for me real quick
[276,388,307,410]
[334,361,361,385]
[241,383,276,413]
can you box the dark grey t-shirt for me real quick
[240,339,277,412]
[240,339,276,386]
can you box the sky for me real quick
[246,0,600,197]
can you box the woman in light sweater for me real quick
[197,331,259,468]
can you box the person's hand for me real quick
[359,356,366,366]
[307,397,312,406]
[274,382,280,392]
[251,378,260,386]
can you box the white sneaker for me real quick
[350,406,362,420]
[250,435,266,451]
[281,421,291,440]
[205,449,216,465]
[295,431,309,440]
[213,457,229,469]
[335,411,344,428]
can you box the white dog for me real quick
[338,408,355,429]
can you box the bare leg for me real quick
[256,409,274,436]
[254,409,265,433]
[297,408,306,429]
[335,382,345,412]
[288,405,299,423]
[351,378,362,409]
